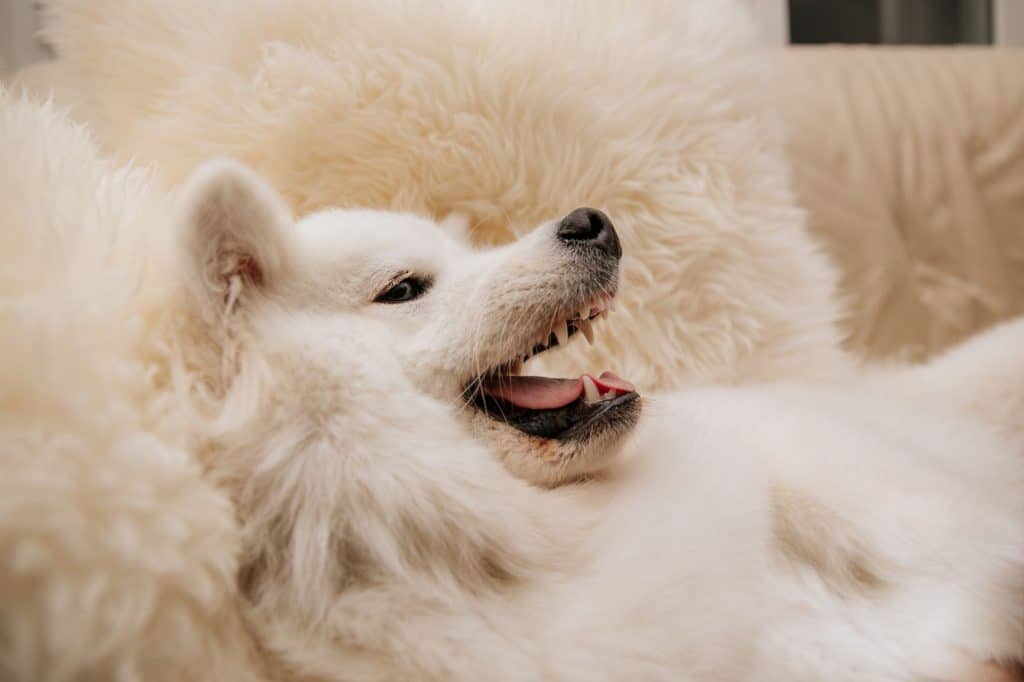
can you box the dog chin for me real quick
[464,393,642,487]
[450,279,643,486]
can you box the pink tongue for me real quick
[483,372,636,410]
[594,371,636,393]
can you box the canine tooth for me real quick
[578,306,589,320]
[579,318,594,344]
[582,375,601,403]
[601,389,615,400]
[555,321,569,347]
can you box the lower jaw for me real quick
[470,391,640,440]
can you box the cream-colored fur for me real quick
[4,89,1022,679]
[41,0,853,393]
[181,160,1021,681]
[0,91,261,680]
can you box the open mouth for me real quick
[465,293,640,439]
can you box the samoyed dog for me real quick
[171,158,1024,682]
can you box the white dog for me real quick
[169,159,1024,681]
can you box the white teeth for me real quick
[601,389,616,400]
[521,299,612,362]
[555,321,569,347]
[582,375,601,403]
[579,318,594,344]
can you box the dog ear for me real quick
[179,158,293,324]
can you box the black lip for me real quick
[470,390,640,440]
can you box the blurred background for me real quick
[1,1,50,75]
[3,0,1024,75]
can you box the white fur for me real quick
[3,92,1023,682]
[180,160,1024,681]
[0,91,261,680]
[42,0,854,393]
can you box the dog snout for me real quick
[556,207,622,259]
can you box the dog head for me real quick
[178,159,641,493]
[175,159,636,671]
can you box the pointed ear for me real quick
[179,159,292,323]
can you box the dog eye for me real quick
[374,276,430,304]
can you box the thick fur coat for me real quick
[42,0,851,391]
[4,1,1024,680]
[0,91,259,680]
[3,90,1023,681]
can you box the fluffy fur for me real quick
[4,91,1022,679]
[0,91,262,680]
[6,2,1024,678]
[42,0,853,392]
[174,160,1023,682]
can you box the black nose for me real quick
[556,207,622,259]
